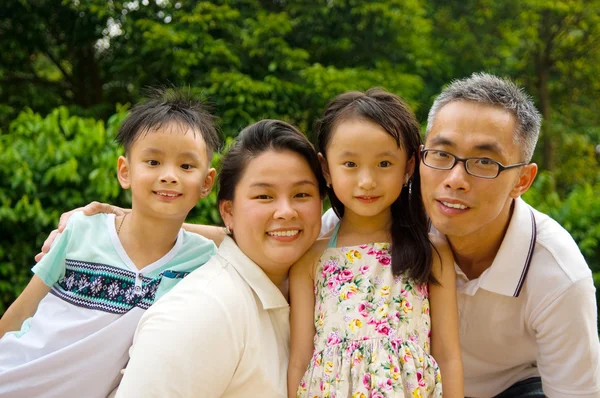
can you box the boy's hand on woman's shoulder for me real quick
[34,202,128,262]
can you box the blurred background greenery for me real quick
[0,0,599,315]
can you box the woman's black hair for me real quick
[315,88,437,284]
[217,119,327,204]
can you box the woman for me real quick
[43,119,326,397]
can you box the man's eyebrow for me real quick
[473,142,504,156]
[428,137,504,156]
[428,136,455,147]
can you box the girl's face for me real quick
[220,149,322,278]
[321,119,414,220]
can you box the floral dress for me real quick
[297,224,442,398]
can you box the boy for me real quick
[0,89,220,397]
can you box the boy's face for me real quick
[118,124,216,221]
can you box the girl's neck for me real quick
[116,210,183,270]
[337,208,391,246]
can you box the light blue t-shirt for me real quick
[0,212,216,398]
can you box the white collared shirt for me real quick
[115,236,290,398]
[321,199,600,397]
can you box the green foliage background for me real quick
[1,0,599,314]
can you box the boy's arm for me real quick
[429,236,464,398]
[287,244,322,397]
[0,275,50,338]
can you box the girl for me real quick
[288,89,463,397]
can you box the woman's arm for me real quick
[0,275,50,338]
[287,244,322,398]
[429,236,463,398]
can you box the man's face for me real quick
[420,100,532,241]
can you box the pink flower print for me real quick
[322,260,338,274]
[327,276,341,292]
[409,333,418,343]
[359,265,370,275]
[417,370,426,387]
[371,392,385,398]
[400,288,408,297]
[375,321,390,336]
[359,244,369,249]
[358,302,370,317]
[415,283,429,297]
[378,378,393,391]
[336,269,354,283]
[326,332,341,346]
[362,373,372,389]
[377,253,391,266]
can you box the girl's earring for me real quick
[225,225,232,235]
[408,180,412,195]
[326,182,331,188]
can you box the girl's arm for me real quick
[287,244,322,397]
[0,275,50,338]
[429,236,463,397]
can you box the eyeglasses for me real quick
[420,148,526,179]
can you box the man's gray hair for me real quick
[426,72,542,162]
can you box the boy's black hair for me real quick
[116,88,220,158]
[315,88,437,285]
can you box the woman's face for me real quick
[220,149,322,279]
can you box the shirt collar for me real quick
[478,197,537,297]
[217,236,289,310]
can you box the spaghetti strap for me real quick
[327,222,341,249]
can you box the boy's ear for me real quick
[318,153,331,186]
[219,200,234,231]
[117,156,131,189]
[200,168,216,198]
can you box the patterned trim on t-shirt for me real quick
[50,259,162,314]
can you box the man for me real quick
[415,73,599,397]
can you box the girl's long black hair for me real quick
[315,88,437,284]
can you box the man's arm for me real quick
[533,277,600,397]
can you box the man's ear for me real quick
[200,168,216,198]
[219,200,234,231]
[318,153,331,186]
[510,163,538,198]
[117,156,131,189]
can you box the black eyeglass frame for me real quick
[419,148,526,179]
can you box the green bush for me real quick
[0,107,221,315]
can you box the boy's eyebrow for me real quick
[180,151,203,160]
[140,147,164,155]
[249,180,317,188]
